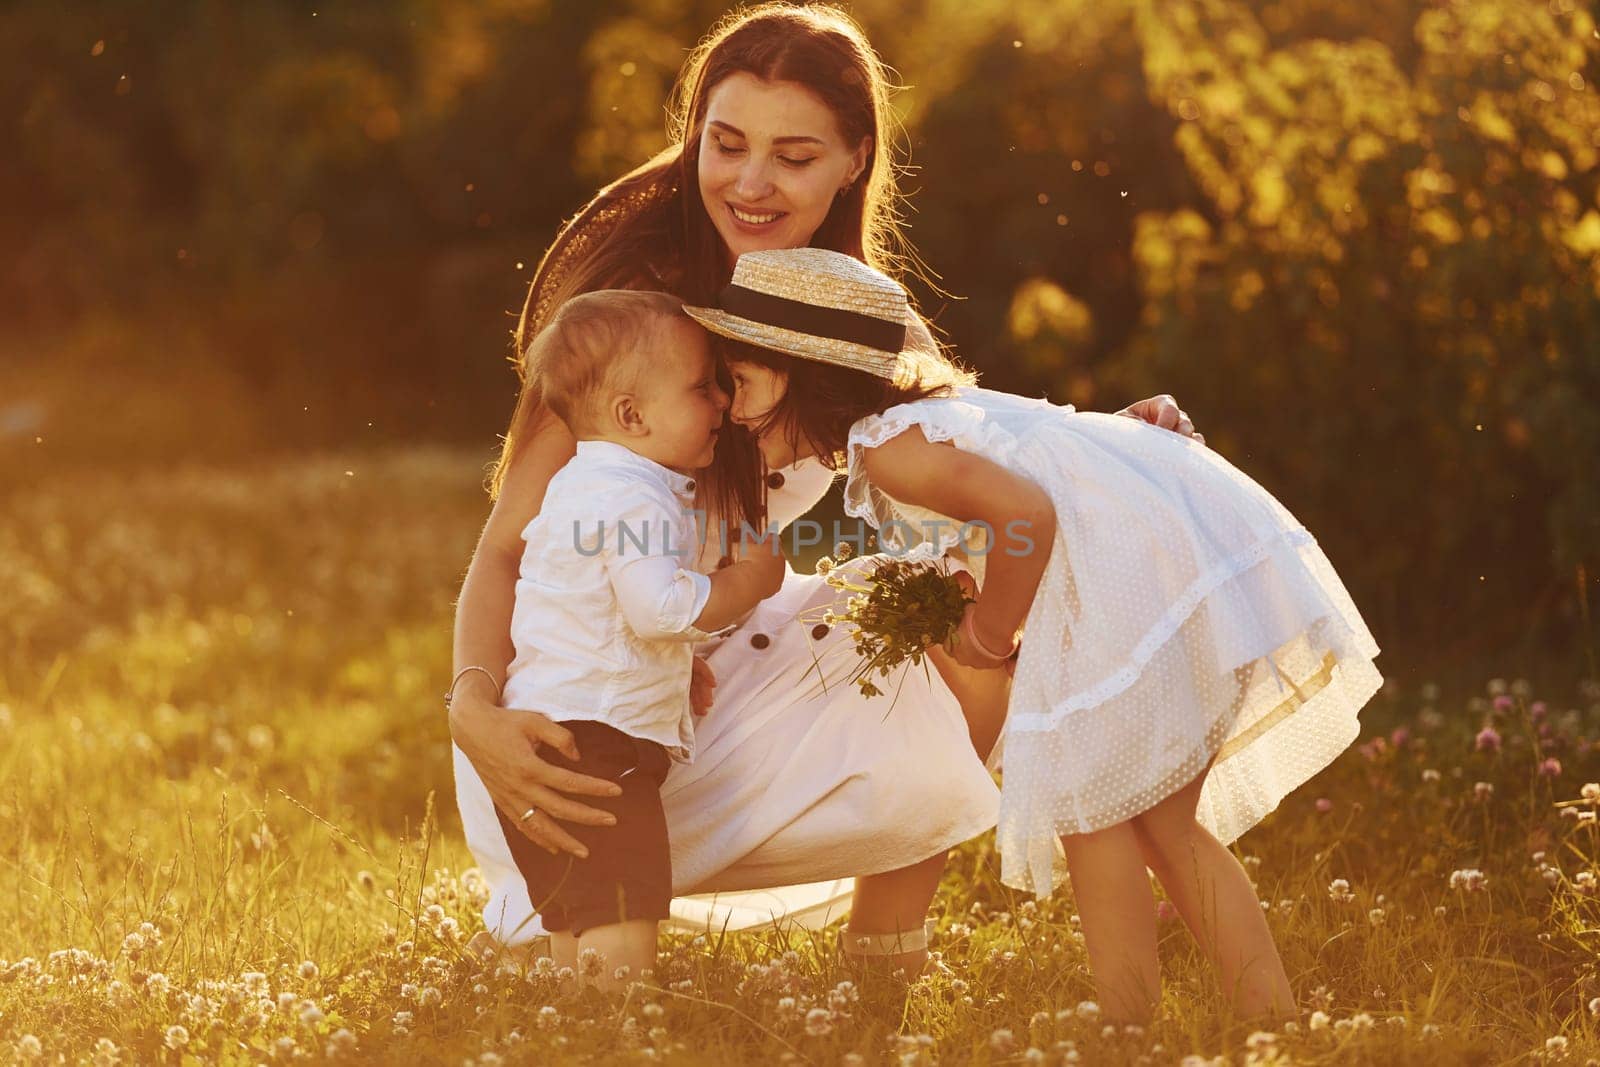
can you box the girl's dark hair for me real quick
[723,339,977,470]
[492,3,921,532]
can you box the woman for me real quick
[449,3,1198,971]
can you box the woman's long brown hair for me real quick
[490,3,923,530]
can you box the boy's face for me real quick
[635,319,729,472]
[726,358,802,468]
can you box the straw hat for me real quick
[683,247,909,379]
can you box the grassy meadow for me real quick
[2,448,1599,1065]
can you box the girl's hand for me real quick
[448,688,624,858]
[1118,394,1205,446]
[946,603,1019,672]
[690,654,716,717]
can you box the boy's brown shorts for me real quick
[494,720,673,937]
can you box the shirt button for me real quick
[766,471,786,490]
[685,479,696,492]
[811,623,831,640]
[750,633,771,650]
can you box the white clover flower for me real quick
[577,947,607,978]
[804,1008,834,1037]
[1328,878,1355,904]
[325,1028,357,1056]
[1309,1011,1331,1031]
[1545,1035,1569,1058]
[418,986,442,1008]
[1368,907,1387,926]
[14,1035,43,1061]
[537,1005,561,1030]
[164,1025,190,1049]
[1449,868,1488,892]
[1076,1000,1100,1019]
[989,1028,1017,1054]
[298,959,319,981]
[300,1003,326,1027]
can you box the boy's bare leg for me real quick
[574,920,658,991]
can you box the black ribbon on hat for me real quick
[719,284,905,353]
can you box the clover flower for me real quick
[814,555,973,699]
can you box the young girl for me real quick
[685,247,1382,1021]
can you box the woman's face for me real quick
[697,72,869,263]
[726,357,805,468]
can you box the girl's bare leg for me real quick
[1060,823,1162,1022]
[1130,768,1294,1020]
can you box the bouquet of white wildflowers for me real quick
[808,542,973,700]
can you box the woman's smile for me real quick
[727,202,788,228]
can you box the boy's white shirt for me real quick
[504,439,714,761]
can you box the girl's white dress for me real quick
[453,457,1002,944]
[845,387,1382,896]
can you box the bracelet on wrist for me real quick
[960,612,1018,665]
[444,665,501,712]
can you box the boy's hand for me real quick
[738,527,787,598]
[690,655,716,717]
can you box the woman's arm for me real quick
[860,427,1056,660]
[449,415,626,858]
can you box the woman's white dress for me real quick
[844,388,1382,897]
[453,457,1002,944]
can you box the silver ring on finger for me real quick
[518,806,539,823]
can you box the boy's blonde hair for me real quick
[525,290,688,436]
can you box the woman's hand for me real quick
[1118,394,1204,445]
[448,687,623,858]
[690,654,716,717]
